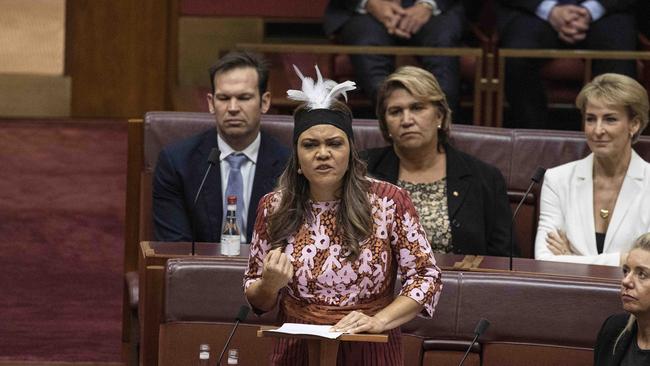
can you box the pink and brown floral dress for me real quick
[244,179,442,365]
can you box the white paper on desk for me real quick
[267,323,343,339]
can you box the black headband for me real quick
[293,108,354,144]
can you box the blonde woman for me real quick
[535,73,650,266]
[594,233,650,365]
[365,66,512,256]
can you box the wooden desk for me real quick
[138,241,249,366]
[445,254,621,280]
[139,241,621,366]
[257,326,388,366]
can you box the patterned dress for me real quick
[397,179,453,253]
[244,179,442,365]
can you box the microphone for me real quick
[191,148,220,255]
[458,318,490,366]
[509,166,546,270]
[217,305,250,366]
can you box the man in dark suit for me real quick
[153,51,289,243]
[324,0,465,114]
[637,1,650,39]
[497,0,638,129]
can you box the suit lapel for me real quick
[445,146,470,219]
[605,151,645,251]
[611,322,635,365]
[371,147,400,184]
[248,133,284,241]
[197,129,223,240]
[572,155,595,254]
[377,145,470,218]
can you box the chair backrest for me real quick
[164,257,279,324]
[123,112,391,277]
[125,111,650,275]
[142,112,387,174]
[403,271,619,347]
[161,257,621,366]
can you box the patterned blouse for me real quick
[398,179,453,253]
[244,179,442,320]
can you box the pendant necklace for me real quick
[599,208,610,220]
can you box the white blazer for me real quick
[535,150,650,266]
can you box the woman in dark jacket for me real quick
[364,66,511,256]
[594,232,650,365]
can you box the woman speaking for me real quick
[243,67,442,365]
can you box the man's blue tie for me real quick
[224,153,247,237]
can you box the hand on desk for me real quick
[331,310,386,335]
[331,296,422,334]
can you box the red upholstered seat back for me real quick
[160,257,621,366]
[134,112,650,258]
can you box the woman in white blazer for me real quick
[535,73,650,266]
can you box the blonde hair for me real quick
[613,232,650,354]
[575,73,649,143]
[375,66,452,151]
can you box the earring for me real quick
[437,125,442,129]
[297,168,302,174]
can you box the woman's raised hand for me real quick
[261,248,294,292]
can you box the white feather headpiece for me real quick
[286,65,356,109]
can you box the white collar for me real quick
[217,132,261,163]
[578,149,645,180]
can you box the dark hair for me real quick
[268,101,372,260]
[208,50,269,95]
[376,66,451,152]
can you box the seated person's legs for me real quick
[585,12,638,79]
[411,2,464,121]
[500,14,561,129]
[338,14,396,103]
[638,2,650,39]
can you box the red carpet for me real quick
[0,119,126,362]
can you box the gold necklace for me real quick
[599,209,610,220]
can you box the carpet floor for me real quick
[0,119,126,362]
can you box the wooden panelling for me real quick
[0,74,70,117]
[177,17,263,87]
[65,0,170,117]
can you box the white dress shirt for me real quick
[217,133,261,242]
[536,0,605,22]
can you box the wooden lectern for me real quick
[257,326,388,366]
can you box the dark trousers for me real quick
[499,12,637,129]
[338,2,465,115]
